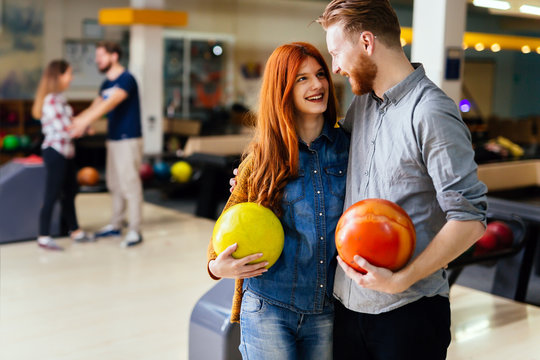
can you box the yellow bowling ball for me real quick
[212,202,284,269]
[171,161,193,183]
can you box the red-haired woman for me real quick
[207,42,349,359]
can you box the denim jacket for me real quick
[245,121,350,314]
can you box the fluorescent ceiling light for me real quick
[519,4,540,15]
[473,0,511,10]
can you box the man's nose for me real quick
[332,62,340,74]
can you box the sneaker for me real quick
[121,230,143,248]
[38,237,64,251]
[94,225,122,238]
[71,231,96,243]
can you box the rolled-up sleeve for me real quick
[417,100,488,225]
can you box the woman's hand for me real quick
[229,168,238,193]
[209,243,268,279]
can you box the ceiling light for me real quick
[400,38,407,47]
[521,45,531,53]
[491,43,501,52]
[473,0,511,10]
[462,43,469,50]
[475,43,485,51]
[519,4,540,16]
[536,46,540,54]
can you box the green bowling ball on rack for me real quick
[18,135,31,149]
[2,135,20,151]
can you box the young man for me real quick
[317,1,487,358]
[70,41,143,248]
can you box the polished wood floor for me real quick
[1,193,539,360]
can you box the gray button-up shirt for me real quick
[334,64,487,314]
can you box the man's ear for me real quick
[360,31,376,56]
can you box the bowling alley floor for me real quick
[1,191,539,360]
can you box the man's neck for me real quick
[106,63,125,81]
[372,49,414,99]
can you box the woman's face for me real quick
[292,56,329,119]
[58,66,73,91]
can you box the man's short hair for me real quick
[317,0,402,49]
[96,41,123,60]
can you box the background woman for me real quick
[32,59,92,250]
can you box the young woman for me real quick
[32,59,92,250]
[207,42,349,359]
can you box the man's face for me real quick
[326,24,377,96]
[95,47,114,74]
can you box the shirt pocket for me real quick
[282,170,305,205]
[324,163,347,199]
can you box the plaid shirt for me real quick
[41,93,75,158]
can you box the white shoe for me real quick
[94,224,122,238]
[121,230,143,248]
[37,236,63,251]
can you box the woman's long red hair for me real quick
[242,42,338,215]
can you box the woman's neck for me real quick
[296,114,324,146]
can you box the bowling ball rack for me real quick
[448,213,527,286]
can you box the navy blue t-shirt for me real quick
[99,71,142,140]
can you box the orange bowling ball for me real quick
[77,167,99,186]
[335,198,416,274]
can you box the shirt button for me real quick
[319,213,323,216]
[371,140,375,145]
[320,284,324,288]
[317,190,321,194]
[314,170,318,174]
[364,171,368,176]
[320,236,324,240]
[320,260,324,264]
[339,170,343,174]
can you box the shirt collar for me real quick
[298,120,336,149]
[371,63,425,105]
[320,120,336,142]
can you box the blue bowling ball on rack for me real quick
[153,161,171,181]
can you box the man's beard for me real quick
[349,52,377,96]
[98,62,112,74]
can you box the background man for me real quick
[71,41,144,248]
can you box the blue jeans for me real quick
[239,290,333,360]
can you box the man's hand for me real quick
[209,243,268,279]
[337,255,408,294]
[69,117,90,138]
